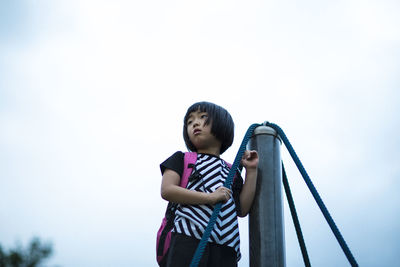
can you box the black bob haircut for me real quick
[183,101,234,154]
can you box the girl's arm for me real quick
[238,150,259,217]
[161,169,231,205]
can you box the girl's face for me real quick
[186,109,221,153]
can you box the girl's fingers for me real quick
[218,187,232,201]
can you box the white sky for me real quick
[1,0,399,266]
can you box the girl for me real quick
[160,101,258,267]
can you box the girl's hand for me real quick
[241,150,259,170]
[208,186,232,204]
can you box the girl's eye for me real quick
[201,114,208,119]
[187,120,192,125]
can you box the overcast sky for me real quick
[1,0,399,266]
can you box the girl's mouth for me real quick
[193,129,201,135]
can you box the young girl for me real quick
[160,101,258,267]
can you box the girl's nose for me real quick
[193,119,200,127]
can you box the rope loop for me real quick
[189,122,358,267]
[264,122,358,267]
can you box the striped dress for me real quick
[173,153,241,261]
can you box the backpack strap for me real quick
[181,152,197,188]
[224,161,238,184]
[225,161,232,169]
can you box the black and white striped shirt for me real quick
[161,152,242,261]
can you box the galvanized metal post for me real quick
[248,125,285,267]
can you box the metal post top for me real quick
[252,124,282,143]
[253,125,276,135]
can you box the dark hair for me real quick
[183,101,234,154]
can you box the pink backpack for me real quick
[156,152,234,266]
[156,152,197,266]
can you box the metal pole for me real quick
[248,125,285,267]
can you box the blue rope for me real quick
[282,162,311,267]
[189,121,358,267]
[264,121,358,267]
[189,123,261,267]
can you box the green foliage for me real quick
[0,237,53,267]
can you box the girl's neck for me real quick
[197,147,220,157]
